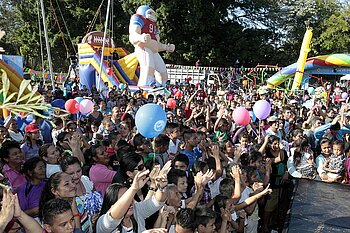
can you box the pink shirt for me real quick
[89,164,116,196]
[3,164,26,193]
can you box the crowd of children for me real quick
[0,78,350,233]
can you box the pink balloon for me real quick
[232,107,250,126]
[79,99,94,114]
[65,99,79,114]
[253,100,271,120]
[173,88,178,95]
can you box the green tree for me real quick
[316,5,350,53]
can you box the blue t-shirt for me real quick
[180,149,202,170]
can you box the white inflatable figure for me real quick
[0,30,5,52]
[129,5,175,87]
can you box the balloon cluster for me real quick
[51,97,95,115]
[232,100,271,126]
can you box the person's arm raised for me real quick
[67,133,85,164]
[210,144,223,180]
[205,98,211,130]
[154,161,172,203]
[235,185,272,211]
[186,170,213,209]
[214,106,225,132]
[0,188,15,233]
[185,91,198,108]
[145,165,161,200]
[109,170,150,220]
[231,165,241,203]
[13,193,43,233]
[258,135,270,155]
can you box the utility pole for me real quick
[39,0,55,91]
[98,0,112,91]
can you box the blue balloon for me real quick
[308,87,315,95]
[119,83,125,90]
[135,104,167,138]
[51,98,65,109]
[74,97,84,103]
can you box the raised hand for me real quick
[264,134,270,143]
[230,165,241,179]
[265,158,272,172]
[201,169,214,186]
[210,143,220,159]
[149,165,161,185]
[131,170,150,191]
[0,188,14,225]
[67,133,81,149]
[262,184,272,195]
[13,193,22,219]
[220,207,231,221]
[155,161,172,189]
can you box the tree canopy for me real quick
[0,0,349,71]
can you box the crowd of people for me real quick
[0,77,350,233]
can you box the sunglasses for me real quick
[134,163,145,171]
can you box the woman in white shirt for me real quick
[96,168,169,233]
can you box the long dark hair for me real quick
[119,152,143,184]
[21,156,44,180]
[38,172,65,220]
[293,137,310,166]
[100,183,138,233]
[24,132,43,149]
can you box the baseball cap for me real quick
[267,116,278,122]
[25,124,40,133]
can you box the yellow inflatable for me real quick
[291,29,313,91]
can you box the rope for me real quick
[37,0,45,81]
[86,0,105,34]
[54,0,77,54]
[49,0,69,56]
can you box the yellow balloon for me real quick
[243,80,248,86]
[321,92,327,98]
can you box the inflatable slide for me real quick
[78,42,139,91]
[267,54,350,88]
[0,56,25,94]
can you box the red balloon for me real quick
[232,107,250,126]
[106,67,113,75]
[167,98,177,109]
[65,99,79,114]
[175,91,183,98]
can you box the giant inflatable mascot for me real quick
[129,5,175,87]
